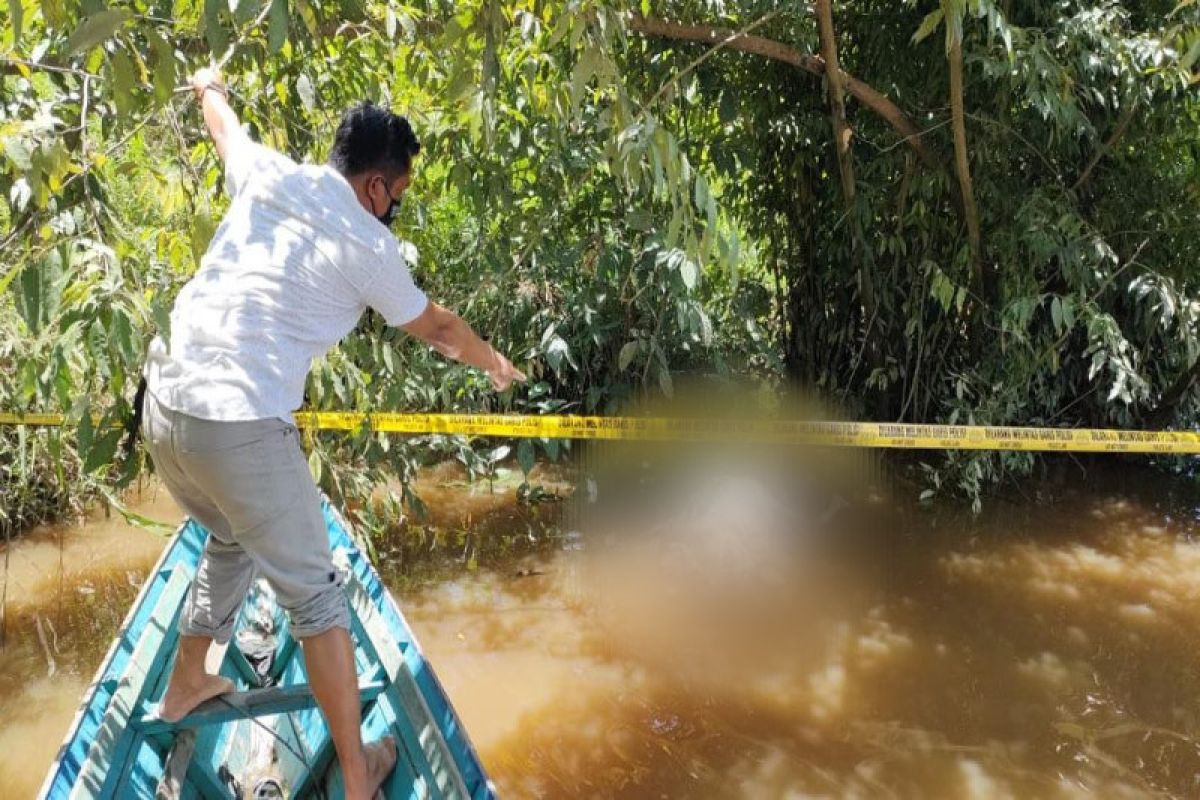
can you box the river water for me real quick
[2,465,1200,798]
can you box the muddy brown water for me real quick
[3,468,1200,798]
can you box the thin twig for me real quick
[34,614,57,677]
[1,57,100,79]
[964,111,1066,190]
[860,118,952,155]
[1071,100,1138,192]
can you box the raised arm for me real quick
[401,302,526,391]
[190,68,246,163]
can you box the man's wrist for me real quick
[485,347,502,376]
[195,80,228,102]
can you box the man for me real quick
[141,68,525,799]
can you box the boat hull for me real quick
[38,498,493,799]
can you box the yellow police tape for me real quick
[2,410,1199,454]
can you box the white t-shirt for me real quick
[145,136,428,422]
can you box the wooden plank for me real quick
[136,680,387,735]
[183,757,229,800]
[347,593,436,800]
[70,564,193,800]
[345,573,469,800]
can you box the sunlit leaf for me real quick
[109,50,138,115]
[204,0,228,55]
[517,439,535,475]
[8,0,22,45]
[83,428,122,473]
[296,73,316,111]
[268,0,289,53]
[64,9,130,55]
[618,340,639,372]
[912,8,944,44]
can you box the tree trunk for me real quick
[947,19,985,298]
[627,15,940,171]
[814,0,877,367]
[815,0,856,210]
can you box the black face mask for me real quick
[373,177,403,227]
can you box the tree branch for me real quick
[626,15,940,171]
[946,16,986,299]
[815,0,876,334]
[1071,100,1137,192]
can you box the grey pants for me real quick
[142,390,349,642]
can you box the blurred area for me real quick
[5,450,1200,798]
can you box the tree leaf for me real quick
[571,48,601,110]
[296,73,315,111]
[149,30,177,103]
[8,0,22,46]
[1182,35,1200,71]
[658,368,674,398]
[64,9,130,55]
[693,173,710,213]
[268,0,289,53]
[517,439,535,476]
[204,0,227,55]
[17,262,41,333]
[84,428,122,474]
[618,340,639,372]
[190,210,216,264]
[111,309,136,363]
[912,8,944,44]
[680,257,698,290]
[0,261,22,295]
[109,49,137,115]
[77,403,94,462]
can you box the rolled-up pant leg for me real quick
[143,391,257,643]
[148,395,350,641]
[182,536,257,643]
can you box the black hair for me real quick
[328,101,421,179]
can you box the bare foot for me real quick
[158,674,235,723]
[364,736,397,798]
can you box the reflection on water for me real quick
[0,485,177,799]
[3,468,1200,798]
[410,468,1200,799]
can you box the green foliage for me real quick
[1,0,1198,525]
[0,0,763,534]
[647,0,1199,497]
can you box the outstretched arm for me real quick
[190,68,246,163]
[401,302,526,391]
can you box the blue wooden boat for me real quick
[38,498,494,799]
